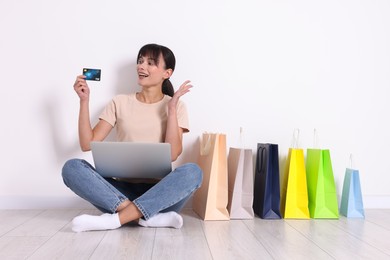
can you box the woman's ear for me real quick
[163,68,173,79]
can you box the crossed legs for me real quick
[62,159,202,232]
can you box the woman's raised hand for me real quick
[169,80,193,109]
[73,75,90,101]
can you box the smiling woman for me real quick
[136,44,176,97]
[61,43,203,232]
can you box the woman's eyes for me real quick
[147,60,156,66]
[137,58,156,66]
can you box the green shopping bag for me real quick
[306,130,339,219]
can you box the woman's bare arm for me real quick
[74,75,112,151]
[165,80,192,161]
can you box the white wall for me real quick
[1,0,389,209]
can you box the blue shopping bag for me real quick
[340,168,365,218]
[253,143,281,219]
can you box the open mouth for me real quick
[138,72,149,79]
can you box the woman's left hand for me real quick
[168,80,193,109]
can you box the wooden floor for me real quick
[0,209,389,260]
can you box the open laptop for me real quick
[90,141,172,179]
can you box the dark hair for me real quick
[137,43,176,97]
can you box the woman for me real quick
[62,43,203,232]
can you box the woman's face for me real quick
[137,53,171,88]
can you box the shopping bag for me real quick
[340,162,365,218]
[227,147,254,219]
[281,129,310,219]
[306,149,339,219]
[253,143,281,219]
[193,133,230,220]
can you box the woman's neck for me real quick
[136,89,164,104]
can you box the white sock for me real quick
[138,212,183,229]
[72,213,121,232]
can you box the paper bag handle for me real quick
[256,146,267,174]
[200,133,212,156]
[239,127,244,148]
[349,154,354,169]
[291,128,300,148]
[313,128,320,149]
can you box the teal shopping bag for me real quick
[340,167,365,218]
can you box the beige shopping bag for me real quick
[193,133,230,220]
[227,148,254,219]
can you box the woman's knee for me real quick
[61,158,85,185]
[179,163,203,188]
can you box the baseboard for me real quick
[0,196,94,210]
[362,195,390,209]
[0,195,193,210]
[0,195,389,209]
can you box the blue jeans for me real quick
[62,159,203,220]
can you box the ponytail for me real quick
[162,79,174,97]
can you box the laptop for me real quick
[90,141,172,179]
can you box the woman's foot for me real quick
[138,212,183,229]
[72,213,121,232]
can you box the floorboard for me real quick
[28,210,106,260]
[0,209,389,260]
[243,218,333,259]
[89,224,155,260]
[331,217,390,255]
[0,210,42,236]
[152,210,212,260]
[202,219,272,259]
[6,209,82,237]
[286,218,389,259]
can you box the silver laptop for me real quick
[90,142,172,178]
